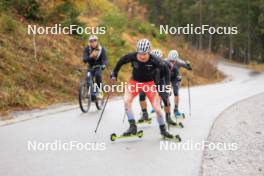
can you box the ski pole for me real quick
[187,78,191,117]
[94,93,110,133]
[122,110,126,123]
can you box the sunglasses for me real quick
[89,39,97,42]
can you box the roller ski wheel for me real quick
[138,112,151,124]
[159,124,181,142]
[177,122,184,128]
[110,130,144,141]
[168,122,184,129]
[162,134,181,142]
[137,118,152,125]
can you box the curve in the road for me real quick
[0,62,264,176]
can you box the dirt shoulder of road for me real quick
[201,93,264,176]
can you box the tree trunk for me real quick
[246,0,251,64]
[208,33,212,53]
[33,34,37,62]
[229,36,233,60]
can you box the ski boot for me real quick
[166,113,177,126]
[174,109,185,119]
[123,120,137,136]
[159,124,181,142]
[138,111,152,124]
[173,109,184,128]
[110,120,143,141]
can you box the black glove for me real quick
[177,76,182,82]
[101,65,106,70]
[186,61,192,70]
[110,72,117,81]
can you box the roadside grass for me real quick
[245,63,264,72]
[222,59,264,73]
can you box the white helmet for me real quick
[136,39,151,53]
[151,49,163,58]
[167,50,179,61]
[88,35,98,42]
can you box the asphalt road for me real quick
[0,62,264,176]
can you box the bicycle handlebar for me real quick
[76,65,102,72]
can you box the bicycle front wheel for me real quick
[79,79,91,113]
[95,90,106,110]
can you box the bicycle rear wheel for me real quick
[79,79,91,113]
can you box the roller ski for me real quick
[160,124,181,142]
[111,120,144,141]
[137,112,152,124]
[166,113,184,128]
[174,109,186,119]
[110,131,144,141]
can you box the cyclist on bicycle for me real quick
[167,50,192,117]
[110,39,178,139]
[83,35,108,95]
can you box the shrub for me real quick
[0,14,17,33]
[48,0,85,36]
[1,0,44,21]
[101,13,127,31]
[100,13,127,47]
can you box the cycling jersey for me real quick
[83,45,108,67]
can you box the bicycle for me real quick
[78,65,106,113]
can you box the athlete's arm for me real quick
[111,53,134,79]
[100,48,108,69]
[176,58,192,70]
[162,62,171,85]
[82,47,91,63]
[151,55,171,85]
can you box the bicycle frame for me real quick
[86,65,102,101]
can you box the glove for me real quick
[186,61,192,70]
[89,49,99,59]
[177,76,182,82]
[110,72,117,83]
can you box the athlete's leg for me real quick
[123,80,140,135]
[159,87,176,125]
[145,86,175,137]
[138,91,149,122]
[94,68,102,87]
[139,91,147,112]
[124,80,139,121]
[172,80,180,113]
[143,81,165,125]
